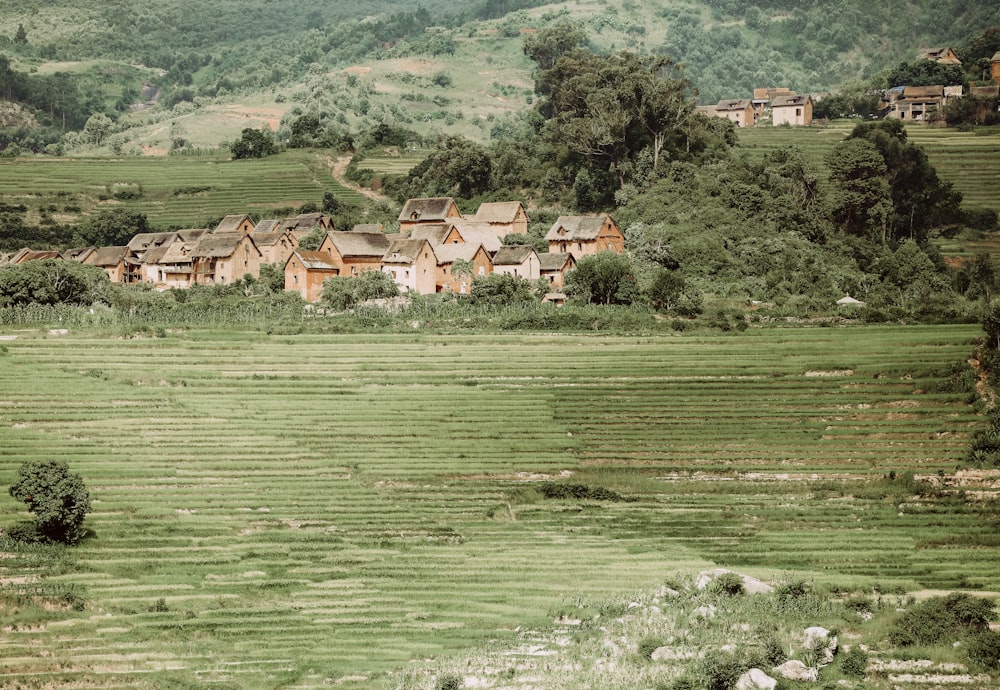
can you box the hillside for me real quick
[1,0,998,151]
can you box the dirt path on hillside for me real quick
[324,154,390,203]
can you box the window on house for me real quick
[405,270,410,279]
[293,275,299,284]
[796,108,801,117]
[478,266,485,276]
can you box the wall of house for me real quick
[772,101,812,126]
[284,259,334,302]
[495,256,540,280]
[214,239,262,284]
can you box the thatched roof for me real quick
[492,245,537,266]
[382,238,435,264]
[351,223,385,233]
[86,246,128,267]
[716,98,752,111]
[192,233,260,259]
[545,215,614,242]
[325,231,391,258]
[127,231,176,254]
[290,250,339,271]
[435,242,485,264]
[771,94,811,108]
[214,214,254,234]
[253,219,281,234]
[62,247,95,262]
[474,201,525,223]
[902,85,944,99]
[539,252,574,272]
[398,197,459,223]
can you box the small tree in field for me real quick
[8,460,91,544]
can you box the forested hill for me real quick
[0,0,998,150]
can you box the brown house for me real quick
[713,99,756,127]
[318,231,392,278]
[191,233,262,285]
[397,197,462,233]
[214,214,255,235]
[920,47,961,65]
[137,229,209,286]
[284,250,339,302]
[888,85,944,121]
[5,248,63,264]
[539,252,576,290]
[125,231,179,283]
[545,215,625,259]
[992,51,1000,85]
[771,94,813,126]
[435,243,493,294]
[492,245,540,281]
[381,238,438,294]
[473,201,529,237]
[252,230,298,266]
[62,247,95,263]
[85,246,129,283]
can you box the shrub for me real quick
[8,460,91,545]
[435,673,462,690]
[967,630,1000,670]
[711,572,744,596]
[840,646,868,677]
[889,593,995,646]
[638,635,665,660]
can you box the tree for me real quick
[14,24,27,45]
[564,252,638,305]
[77,208,150,246]
[8,460,91,544]
[469,273,534,306]
[0,260,109,307]
[231,127,278,159]
[83,113,114,146]
[826,138,891,241]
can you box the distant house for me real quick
[191,233,262,285]
[771,94,813,126]
[5,248,62,264]
[276,213,335,242]
[319,231,392,278]
[409,220,502,253]
[545,215,625,259]
[143,230,210,288]
[920,47,961,65]
[491,245,540,281]
[251,230,298,266]
[435,242,492,294]
[888,85,944,121]
[397,197,462,233]
[992,51,1000,84]
[126,231,179,283]
[381,238,438,294]
[713,99,756,127]
[539,252,576,290]
[284,250,339,302]
[62,247,95,263]
[85,246,128,283]
[214,214,255,235]
[473,201,529,237]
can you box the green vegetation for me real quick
[0,325,996,687]
[8,460,91,544]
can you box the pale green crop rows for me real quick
[0,325,994,688]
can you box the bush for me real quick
[638,636,665,660]
[435,673,462,690]
[967,630,1000,670]
[711,572,744,596]
[889,593,995,646]
[840,646,868,677]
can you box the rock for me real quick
[691,604,717,619]
[736,668,777,690]
[696,568,774,594]
[48,329,69,336]
[720,644,737,654]
[773,660,818,681]
[803,626,838,665]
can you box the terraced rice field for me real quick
[0,325,997,688]
[0,150,363,229]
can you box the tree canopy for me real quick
[8,460,91,544]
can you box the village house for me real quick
[251,229,298,266]
[888,85,945,121]
[545,215,625,259]
[351,223,385,234]
[139,229,210,287]
[191,233,262,285]
[382,238,438,294]
[397,197,462,233]
[214,214,255,235]
[62,247,95,263]
[771,94,813,126]
[284,250,339,302]
[275,213,336,243]
[409,220,503,253]
[435,242,492,294]
[318,231,392,278]
[491,245,540,281]
[920,47,962,65]
[472,201,529,237]
[713,99,756,127]
[85,246,129,283]
[3,248,62,265]
[125,231,183,283]
[992,51,1000,84]
[539,252,576,290]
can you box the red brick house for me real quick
[545,215,625,259]
[284,250,339,302]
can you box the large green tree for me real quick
[8,460,91,544]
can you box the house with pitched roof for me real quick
[713,99,756,127]
[319,231,392,278]
[435,242,492,294]
[771,94,813,126]
[545,215,625,259]
[991,51,1000,84]
[920,47,961,65]
[251,230,298,266]
[85,246,129,283]
[492,245,540,281]
[473,201,528,237]
[214,214,255,235]
[539,252,576,290]
[125,231,178,283]
[191,233,262,285]
[62,247,96,263]
[381,238,438,294]
[888,85,944,121]
[4,248,62,265]
[398,197,462,233]
[284,250,339,302]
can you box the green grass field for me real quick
[0,324,996,688]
